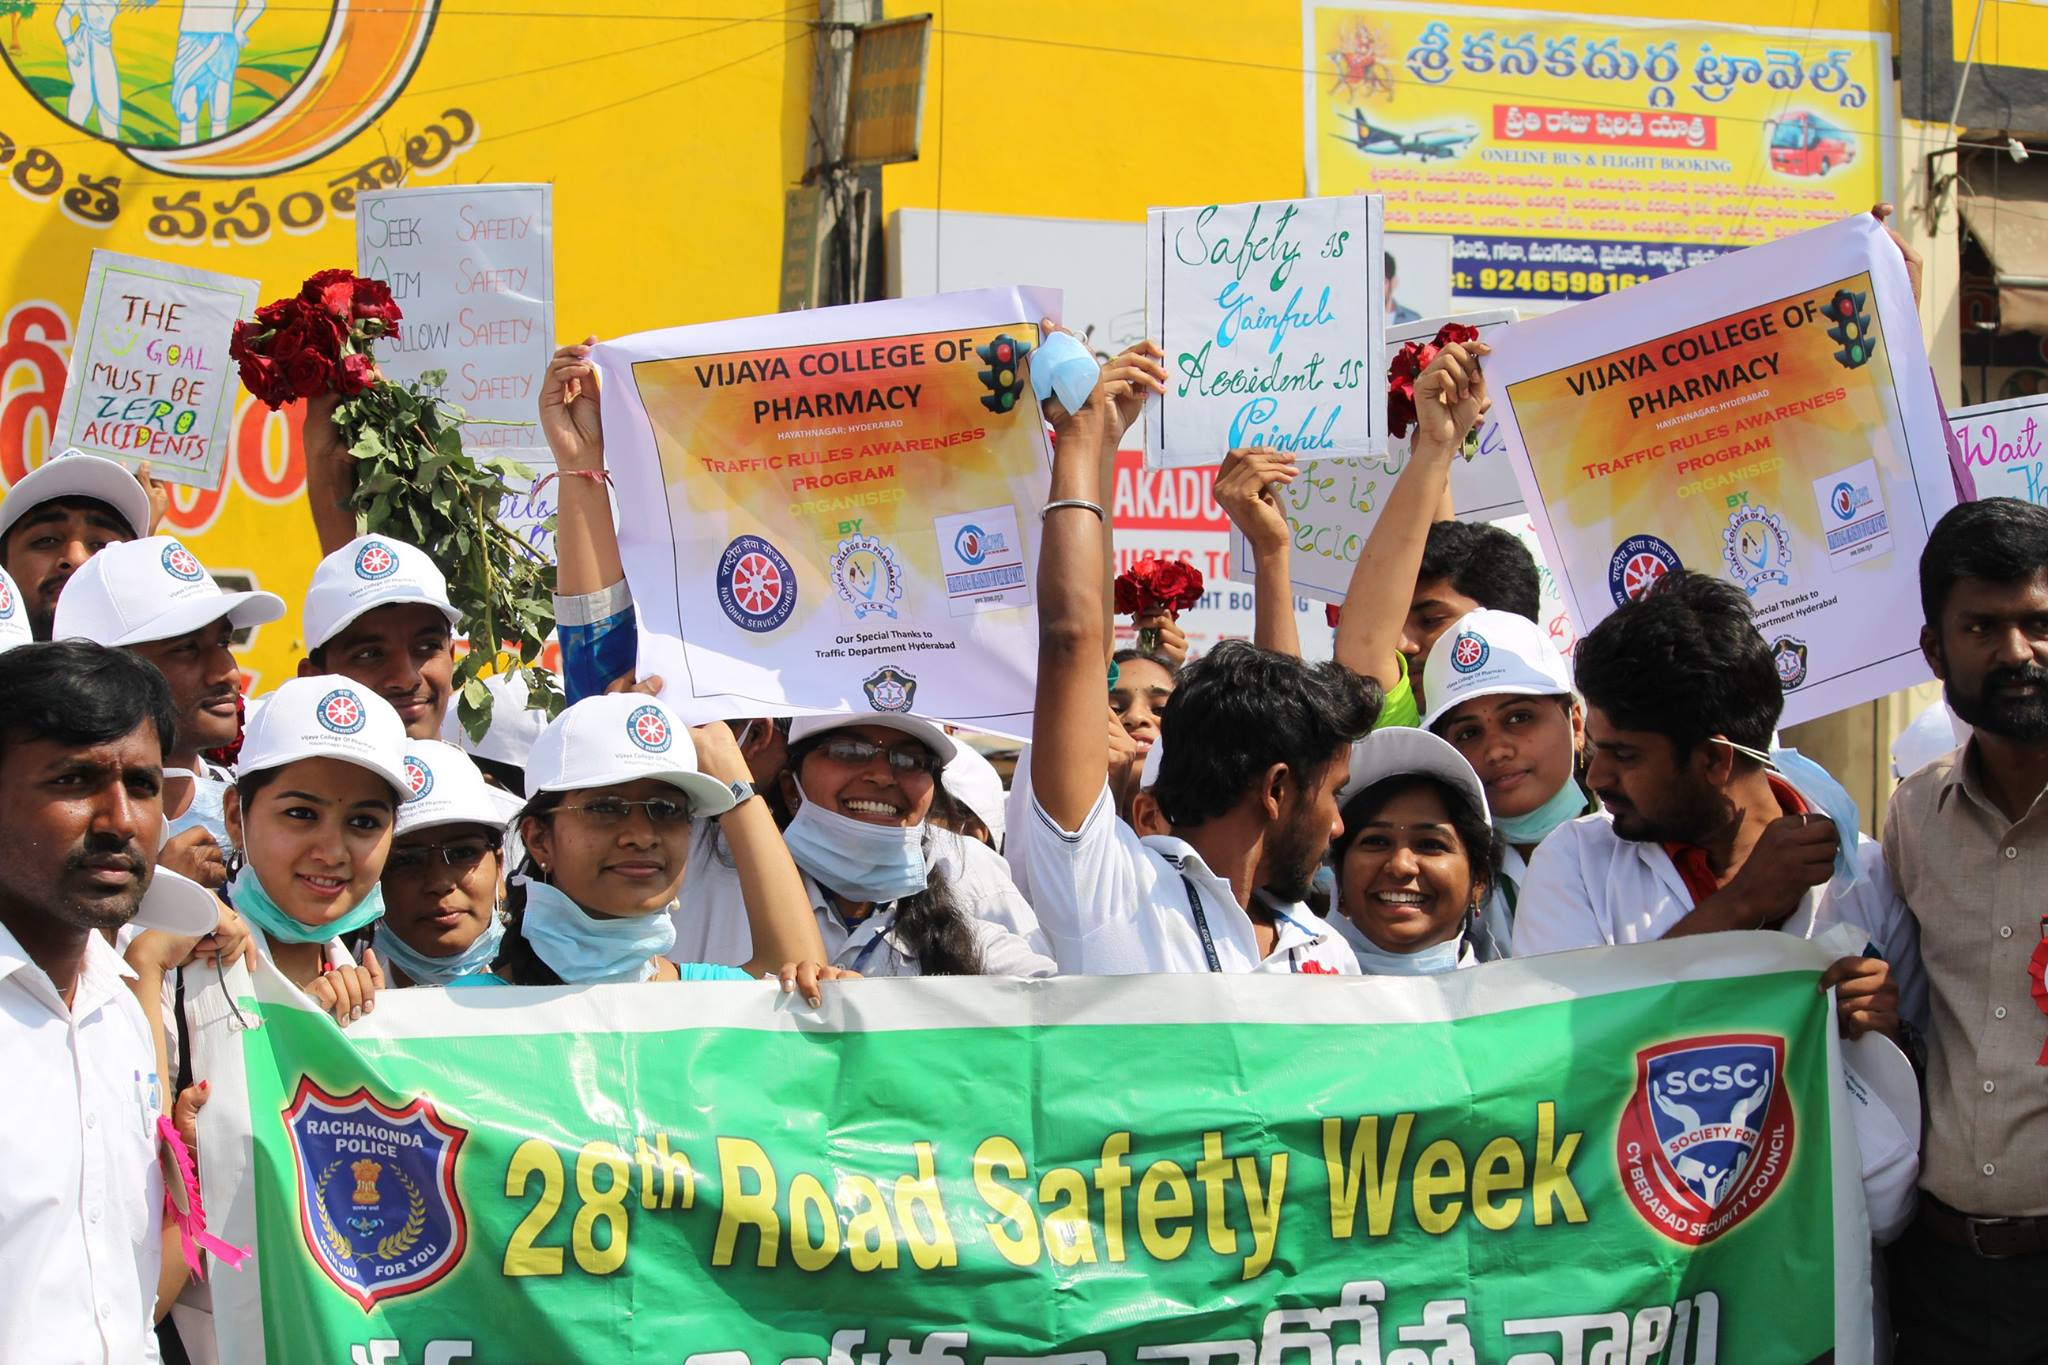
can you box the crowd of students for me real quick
[2,262,2045,1364]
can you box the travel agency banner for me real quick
[1305,3,1893,306]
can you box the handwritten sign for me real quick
[1486,214,1956,727]
[356,183,556,555]
[53,250,257,489]
[1228,309,1522,603]
[1145,195,1386,470]
[1948,393,2048,507]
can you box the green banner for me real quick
[188,933,1867,1363]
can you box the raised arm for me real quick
[1094,342,1167,662]
[1213,447,1303,657]
[302,392,360,554]
[1332,341,1490,687]
[541,337,624,599]
[690,723,828,975]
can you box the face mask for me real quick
[1714,740,1861,891]
[518,877,674,985]
[1494,778,1588,846]
[163,771,230,847]
[1349,928,1466,977]
[230,865,386,946]
[371,914,505,987]
[782,799,929,904]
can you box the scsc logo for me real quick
[1616,1034,1795,1245]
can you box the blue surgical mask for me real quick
[1715,740,1861,891]
[164,770,229,847]
[1348,928,1466,977]
[372,914,506,987]
[230,865,386,947]
[1494,778,1588,846]
[782,799,929,904]
[516,877,675,985]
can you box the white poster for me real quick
[1485,214,1956,726]
[356,183,556,556]
[1229,309,1523,603]
[1948,392,2048,508]
[53,250,257,489]
[1145,195,1387,470]
[595,290,1057,737]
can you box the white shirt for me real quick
[0,923,165,1365]
[1015,785,1361,975]
[1514,811,1929,1034]
[670,825,1056,977]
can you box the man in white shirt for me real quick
[0,640,225,1364]
[1014,332,1373,974]
[1515,571,1926,1039]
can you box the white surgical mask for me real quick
[1713,740,1861,892]
[781,799,929,904]
[372,914,506,987]
[517,877,673,984]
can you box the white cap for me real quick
[396,740,520,836]
[442,670,548,770]
[1420,608,1573,732]
[131,864,223,937]
[234,674,410,795]
[0,450,151,547]
[53,536,284,647]
[1841,1032,1923,1244]
[1340,726,1491,820]
[0,566,31,656]
[525,694,735,817]
[787,712,959,765]
[303,534,459,652]
[941,742,1007,848]
[1891,698,1969,780]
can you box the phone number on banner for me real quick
[1450,235,1738,301]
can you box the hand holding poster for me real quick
[1146,195,1386,469]
[1487,214,1955,726]
[190,934,1870,1361]
[1228,309,1523,603]
[595,290,1055,735]
[52,250,259,489]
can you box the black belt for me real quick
[1920,1194,2048,1259]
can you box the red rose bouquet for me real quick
[1387,321,1482,447]
[231,268,560,739]
[1115,555,1204,653]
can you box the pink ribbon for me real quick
[157,1115,252,1278]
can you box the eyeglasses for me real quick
[557,797,692,827]
[816,738,939,776]
[387,837,497,873]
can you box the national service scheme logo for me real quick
[831,534,904,621]
[1771,636,1809,690]
[401,755,433,803]
[161,541,205,582]
[283,1079,469,1311]
[1723,504,1793,597]
[716,535,797,634]
[1616,1034,1795,1246]
[317,687,367,735]
[1449,629,1490,674]
[626,703,672,753]
[355,540,400,581]
[863,666,917,713]
[1607,534,1682,607]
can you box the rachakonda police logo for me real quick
[1449,630,1490,674]
[1616,1034,1795,1246]
[318,688,367,735]
[283,1079,469,1311]
[715,535,797,634]
[402,756,433,803]
[161,542,205,582]
[355,541,399,581]
[626,704,672,753]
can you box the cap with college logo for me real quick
[0,449,152,547]
[234,674,410,794]
[1420,608,1574,733]
[53,535,285,647]
[0,566,30,656]
[525,693,735,817]
[395,740,520,836]
[1340,726,1491,818]
[786,711,959,765]
[303,534,460,652]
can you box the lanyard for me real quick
[1172,860,1305,973]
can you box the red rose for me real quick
[348,276,402,331]
[1113,557,1155,616]
[300,267,358,319]
[1148,558,1204,614]
[1325,602,1342,629]
[334,351,377,397]
[283,347,335,402]
[1387,323,1484,441]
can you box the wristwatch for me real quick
[723,778,756,810]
